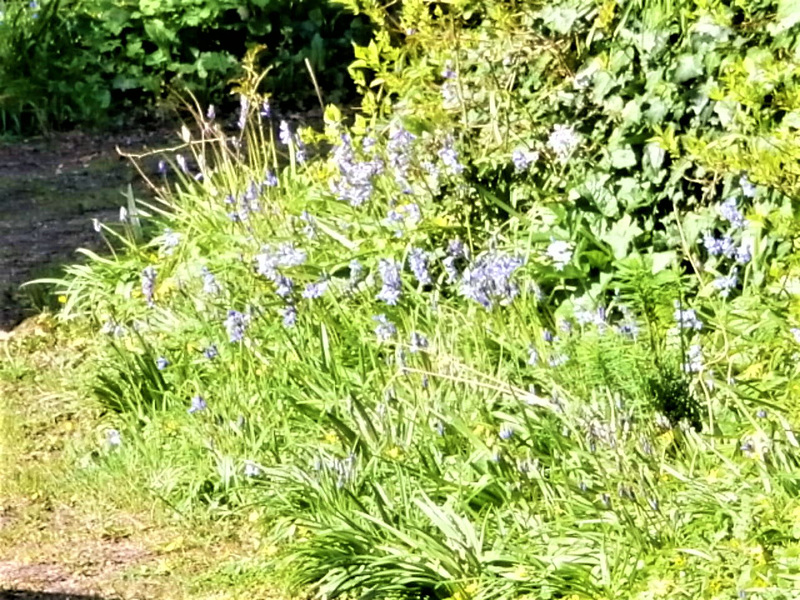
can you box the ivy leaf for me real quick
[604,214,643,260]
[769,0,800,34]
[673,54,703,83]
[539,6,579,34]
[609,146,637,169]
[651,251,677,274]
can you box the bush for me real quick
[0,0,370,132]
[41,1,800,599]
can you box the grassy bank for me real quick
[0,317,286,599]
[8,1,800,598]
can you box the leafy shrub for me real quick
[40,1,800,599]
[0,0,370,132]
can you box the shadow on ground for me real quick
[1,591,106,600]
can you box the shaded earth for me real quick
[0,130,172,330]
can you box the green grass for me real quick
[0,316,289,599]
[23,87,800,600]
[8,3,800,597]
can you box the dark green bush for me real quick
[0,0,370,132]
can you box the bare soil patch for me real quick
[0,129,171,330]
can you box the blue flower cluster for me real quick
[459,251,525,310]
[329,134,383,207]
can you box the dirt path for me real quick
[0,130,171,330]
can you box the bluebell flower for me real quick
[295,139,307,164]
[499,426,514,440]
[459,251,525,309]
[188,395,207,414]
[264,170,278,187]
[107,429,122,448]
[512,148,539,171]
[713,268,739,298]
[702,232,723,256]
[438,137,465,175]
[349,259,364,287]
[206,105,216,121]
[546,239,573,271]
[542,329,554,342]
[387,124,417,182]
[203,344,219,360]
[735,242,752,265]
[527,345,538,366]
[156,357,169,371]
[409,331,429,353]
[548,353,569,367]
[260,100,271,118]
[274,274,294,298]
[119,207,129,223]
[302,280,328,299]
[373,314,397,342]
[740,174,756,198]
[441,61,456,80]
[408,248,432,286]
[443,239,468,283]
[92,218,102,233]
[224,310,250,343]
[377,259,402,305]
[329,134,380,207]
[574,307,596,326]
[617,319,640,340]
[244,461,262,478]
[682,344,703,373]
[255,243,307,279]
[360,136,377,153]
[547,124,580,164]
[433,420,445,436]
[790,328,800,344]
[244,180,261,204]
[673,301,703,330]
[201,267,220,295]
[719,197,746,229]
[281,304,297,328]
[141,266,157,306]
[720,236,737,258]
[279,120,292,145]
[441,81,459,109]
[161,229,180,255]
[157,160,168,175]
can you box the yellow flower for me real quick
[509,565,527,579]
[57,295,67,304]
[155,277,177,301]
[708,577,723,594]
[656,429,674,447]
[385,446,403,460]
[323,432,338,444]
[670,554,686,569]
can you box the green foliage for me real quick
[27,1,800,599]
[0,0,370,132]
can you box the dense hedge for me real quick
[0,0,370,132]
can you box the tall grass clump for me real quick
[46,2,800,599]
